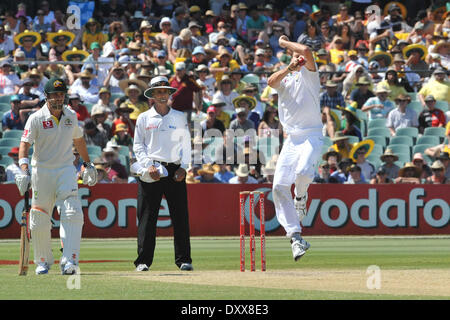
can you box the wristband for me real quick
[18,158,30,166]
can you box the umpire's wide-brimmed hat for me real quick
[44,77,68,94]
[349,139,375,161]
[232,95,257,110]
[62,47,89,61]
[47,30,76,46]
[143,76,177,98]
[403,43,427,60]
[14,30,41,47]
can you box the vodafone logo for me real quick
[42,120,53,129]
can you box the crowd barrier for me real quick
[0,183,449,238]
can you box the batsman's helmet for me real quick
[44,77,68,95]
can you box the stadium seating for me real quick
[0,138,20,147]
[0,95,12,104]
[416,136,440,146]
[0,157,13,167]
[1,130,24,140]
[395,127,419,143]
[406,101,423,116]
[395,152,411,164]
[389,136,413,147]
[412,144,433,156]
[366,135,387,149]
[435,100,448,112]
[118,146,130,157]
[86,145,102,156]
[371,144,383,156]
[0,146,12,155]
[0,103,11,113]
[347,136,360,144]
[368,127,391,138]
[368,118,387,129]
[84,103,95,114]
[423,127,446,142]
[387,144,411,158]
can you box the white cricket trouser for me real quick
[30,165,83,266]
[272,132,323,237]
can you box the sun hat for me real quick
[143,76,177,98]
[399,162,422,177]
[47,30,75,46]
[232,95,257,110]
[8,147,19,157]
[192,46,206,56]
[198,163,216,175]
[119,73,148,93]
[331,131,350,142]
[62,47,89,61]
[235,164,250,177]
[431,160,445,170]
[380,148,399,162]
[125,84,142,96]
[159,17,171,29]
[374,83,391,94]
[179,28,192,41]
[322,146,342,162]
[403,43,427,60]
[14,30,41,47]
[206,106,216,114]
[115,123,128,133]
[349,139,375,161]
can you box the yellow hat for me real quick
[349,139,375,161]
[403,43,428,60]
[232,95,257,110]
[47,30,76,46]
[14,30,41,47]
[62,47,89,61]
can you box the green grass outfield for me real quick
[1,236,450,300]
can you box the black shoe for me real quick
[179,263,194,271]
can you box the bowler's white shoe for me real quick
[62,262,78,275]
[136,264,149,272]
[294,194,308,221]
[291,234,310,261]
[35,262,49,275]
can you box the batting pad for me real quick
[29,208,54,267]
[58,197,84,266]
[294,175,313,199]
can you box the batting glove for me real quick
[82,162,98,186]
[15,169,31,196]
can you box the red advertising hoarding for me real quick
[0,184,449,238]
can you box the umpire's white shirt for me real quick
[21,104,83,168]
[134,107,192,170]
[275,65,323,136]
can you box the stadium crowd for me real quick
[0,0,449,185]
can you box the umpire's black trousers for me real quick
[134,163,192,268]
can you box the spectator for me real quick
[103,62,128,95]
[228,164,258,184]
[418,67,450,106]
[110,123,133,152]
[362,83,395,120]
[69,70,99,104]
[338,103,362,141]
[92,87,115,121]
[153,50,173,77]
[386,93,419,136]
[329,36,347,66]
[342,64,372,99]
[379,148,401,181]
[379,68,408,101]
[120,83,149,122]
[418,95,447,134]
[331,131,353,159]
[241,83,265,119]
[394,162,422,184]
[329,157,354,183]
[0,59,21,95]
[169,61,202,119]
[403,43,429,78]
[297,18,324,52]
[14,30,44,61]
[425,161,449,184]
[95,164,111,183]
[349,76,375,109]
[195,64,216,100]
[185,46,209,73]
[370,167,392,184]
[101,145,129,183]
[200,106,226,135]
[345,164,366,184]
[213,163,235,183]
[258,104,282,139]
[112,103,135,137]
[313,160,333,183]
[320,80,345,110]
[412,153,432,180]
[195,163,222,183]
[1,95,26,131]
[246,6,268,43]
[68,94,90,123]
[171,28,201,59]
[209,48,240,83]
[0,25,15,56]
[230,95,259,131]
[83,118,109,149]
[72,146,83,177]
[391,53,421,90]
[350,139,374,173]
[82,18,104,52]
[0,165,7,183]
[5,147,22,182]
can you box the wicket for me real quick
[239,191,266,272]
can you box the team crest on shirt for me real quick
[64,118,73,127]
[42,120,53,129]
[22,129,29,138]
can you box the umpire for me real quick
[133,76,193,272]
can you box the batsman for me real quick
[15,78,97,275]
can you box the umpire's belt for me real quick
[154,160,179,167]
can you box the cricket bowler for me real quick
[15,77,98,275]
[267,36,324,261]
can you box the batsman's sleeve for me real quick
[180,117,192,170]
[133,115,154,168]
[21,115,37,145]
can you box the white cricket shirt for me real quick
[21,104,83,169]
[275,65,323,135]
[133,107,192,169]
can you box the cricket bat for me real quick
[18,191,30,276]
